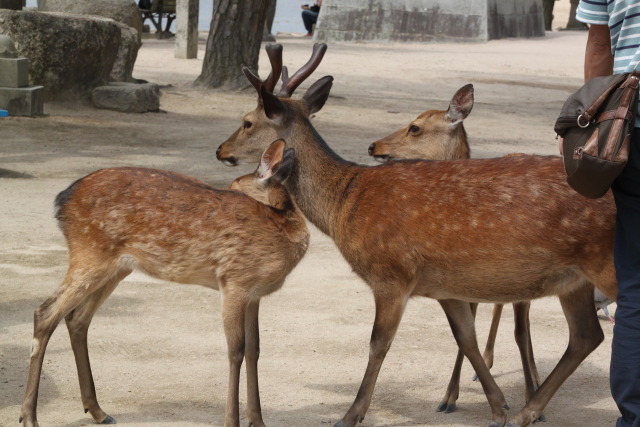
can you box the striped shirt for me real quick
[577,0,640,74]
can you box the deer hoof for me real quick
[436,402,456,413]
[100,415,116,424]
[505,422,520,427]
[536,413,547,422]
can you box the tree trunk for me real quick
[194,0,268,89]
[542,0,554,31]
[263,0,276,41]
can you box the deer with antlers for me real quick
[216,43,617,427]
[20,141,308,427]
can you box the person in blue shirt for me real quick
[576,1,640,426]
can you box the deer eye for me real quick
[409,125,420,133]
[243,120,252,129]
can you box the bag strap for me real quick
[603,73,639,158]
[581,73,630,122]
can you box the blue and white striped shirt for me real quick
[577,0,640,74]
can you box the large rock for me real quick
[37,0,143,34]
[92,82,160,113]
[37,0,142,82]
[0,10,121,100]
[111,22,142,82]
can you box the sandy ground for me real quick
[0,10,621,427]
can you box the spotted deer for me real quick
[217,43,618,427]
[20,140,309,427]
[369,84,541,416]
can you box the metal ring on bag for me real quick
[577,114,590,128]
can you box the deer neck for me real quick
[283,121,361,237]
[449,124,470,159]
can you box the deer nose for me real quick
[216,145,222,159]
[368,143,376,156]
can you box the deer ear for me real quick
[257,139,286,180]
[260,86,287,122]
[271,148,295,184]
[445,84,474,127]
[303,75,334,115]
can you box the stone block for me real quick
[0,85,44,116]
[315,0,545,42]
[91,82,160,113]
[0,10,121,100]
[0,57,28,88]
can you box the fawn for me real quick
[20,140,309,427]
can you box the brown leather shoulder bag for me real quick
[555,71,640,198]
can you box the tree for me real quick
[195,0,269,89]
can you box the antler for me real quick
[243,43,283,93]
[276,43,328,97]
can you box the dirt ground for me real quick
[0,10,621,427]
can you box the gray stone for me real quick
[0,10,121,100]
[0,33,17,57]
[315,0,545,43]
[36,0,142,82]
[37,0,143,34]
[0,57,29,87]
[91,82,160,113]
[0,85,44,116]
[110,22,142,82]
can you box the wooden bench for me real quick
[140,0,176,36]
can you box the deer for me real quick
[369,84,542,416]
[215,43,618,427]
[367,84,472,162]
[19,140,309,427]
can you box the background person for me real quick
[301,0,322,37]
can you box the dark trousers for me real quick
[302,10,319,33]
[611,127,640,427]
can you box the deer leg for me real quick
[511,301,545,422]
[483,304,503,371]
[20,264,121,427]
[334,289,408,427]
[65,267,131,424]
[506,285,604,427]
[438,302,479,413]
[439,299,508,427]
[244,299,265,427]
[221,286,249,427]
[472,303,503,381]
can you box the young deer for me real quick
[369,84,541,416]
[368,84,472,162]
[19,140,309,427]
[216,43,618,427]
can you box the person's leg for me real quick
[301,10,318,34]
[611,127,640,427]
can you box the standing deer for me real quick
[369,84,541,416]
[216,43,618,427]
[19,140,309,427]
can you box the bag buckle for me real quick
[573,146,584,159]
[577,114,591,128]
